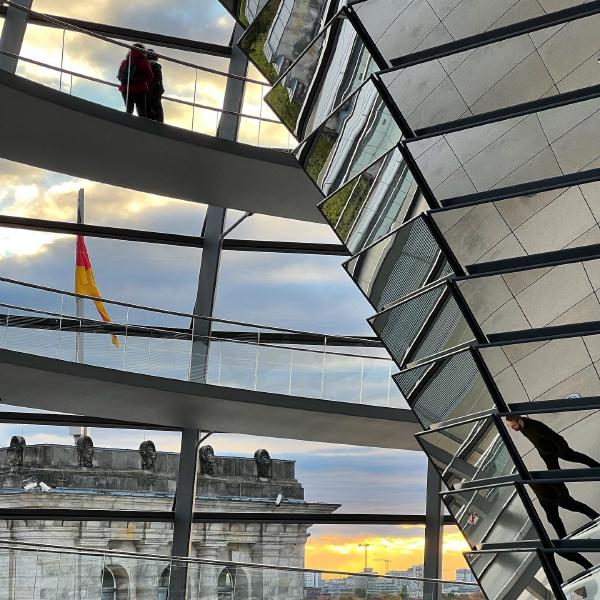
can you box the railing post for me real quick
[0,0,32,73]
[423,462,444,600]
[168,428,201,600]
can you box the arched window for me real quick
[158,567,170,600]
[101,568,116,600]
[218,568,235,600]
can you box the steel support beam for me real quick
[423,462,444,600]
[168,428,201,600]
[189,23,247,384]
[0,0,31,73]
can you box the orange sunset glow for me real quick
[305,528,470,580]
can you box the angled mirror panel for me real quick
[318,146,421,254]
[369,282,474,368]
[382,11,600,134]
[501,410,600,476]
[238,0,270,26]
[294,77,403,196]
[466,550,555,600]
[354,0,589,64]
[393,349,497,428]
[238,0,334,83]
[344,216,453,312]
[432,180,600,267]
[418,416,517,490]
[458,259,600,338]
[407,96,600,203]
[523,480,600,543]
[554,550,600,599]
[265,10,381,140]
[479,333,600,404]
[444,483,541,548]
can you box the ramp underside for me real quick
[0,349,420,450]
[0,70,324,223]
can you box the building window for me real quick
[218,568,235,600]
[101,568,117,600]
[158,567,170,600]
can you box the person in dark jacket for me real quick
[117,43,154,118]
[146,49,164,122]
[506,415,600,470]
[506,415,599,570]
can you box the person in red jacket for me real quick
[117,43,153,118]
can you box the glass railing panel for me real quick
[294,77,403,196]
[466,550,555,600]
[381,11,600,133]
[479,333,600,404]
[319,146,421,254]
[369,283,474,369]
[458,260,600,337]
[418,416,517,489]
[354,0,587,64]
[431,180,600,267]
[407,96,600,203]
[265,10,380,141]
[238,0,334,84]
[393,349,497,428]
[344,215,452,312]
[0,279,401,405]
[444,483,541,547]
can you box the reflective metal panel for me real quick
[407,96,600,202]
[556,550,600,599]
[431,180,600,267]
[479,334,600,404]
[418,416,517,490]
[344,216,452,312]
[294,77,403,196]
[355,0,588,63]
[444,484,540,547]
[466,550,554,600]
[239,0,334,83]
[393,349,496,428]
[369,282,474,368]
[265,11,381,140]
[318,146,421,254]
[458,259,600,337]
[382,11,600,133]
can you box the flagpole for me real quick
[74,188,88,441]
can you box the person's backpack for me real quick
[118,60,139,84]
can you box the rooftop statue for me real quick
[199,444,216,476]
[7,436,25,468]
[76,435,94,468]
[139,440,157,471]
[254,448,272,479]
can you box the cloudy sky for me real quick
[0,0,470,578]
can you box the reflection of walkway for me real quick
[0,70,323,223]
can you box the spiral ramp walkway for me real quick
[219,1,600,599]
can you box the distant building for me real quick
[304,571,322,589]
[0,436,339,600]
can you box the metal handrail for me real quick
[0,276,377,346]
[0,538,479,585]
[1,0,270,86]
[0,49,280,124]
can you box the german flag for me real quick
[75,236,119,347]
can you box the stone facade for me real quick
[0,439,339,600]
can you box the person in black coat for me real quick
[146,49,165,122]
